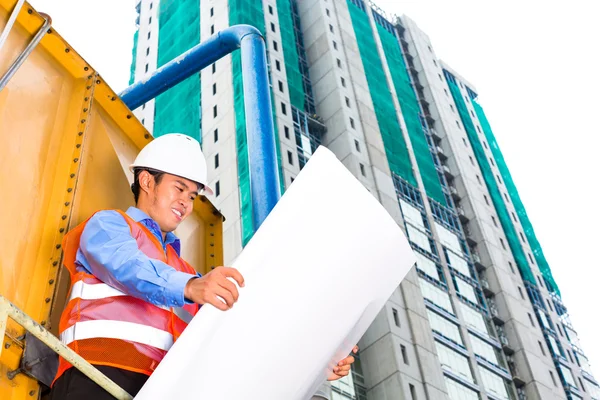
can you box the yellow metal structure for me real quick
[0,1,224,398]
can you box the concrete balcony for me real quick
[479,276,494,297]
[472,252,486,271]
[456,206,469,223]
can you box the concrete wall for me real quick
[131,0,159,131]
[200,0,241,265]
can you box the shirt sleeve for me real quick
[78,210,197,308]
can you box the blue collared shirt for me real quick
[75,207,200,308]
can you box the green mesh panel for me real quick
[472,101,560,296]
[446,79,536,285]
[230,1,285,246]
[276,0,304,110]
[155,0,201,142]
[346,1,415,185]
[376,25,446,205]
[129,29,139,85]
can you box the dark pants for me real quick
[50,365,149,400]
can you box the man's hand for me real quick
[327,346,359,381]
[184,266,245,311]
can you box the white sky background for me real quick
[31,0,600,376]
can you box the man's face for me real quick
[146,172,198,233]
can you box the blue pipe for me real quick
[120,25,281,232]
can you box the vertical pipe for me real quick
[240,33,281,230]
[120,25,281,231]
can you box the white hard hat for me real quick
[130,133,213,195]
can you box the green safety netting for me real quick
[346,1,416,186]
[376,24,446,206]
[472,101,560,297]
[154,0,201,142]
[276,0,305,110]
[129,29,139,85]
[446,79,536,285]
[230,1,285,246]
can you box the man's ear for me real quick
[138,170,153,196]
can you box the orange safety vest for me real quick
[53,210,199,383]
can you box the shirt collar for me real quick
[126,207,181,253]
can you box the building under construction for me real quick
[129,0,599,399]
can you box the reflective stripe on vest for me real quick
[60,320,174,351]
[68,281,195,324]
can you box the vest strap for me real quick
[60,320,174,351]
[68,281,194,324]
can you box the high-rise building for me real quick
[129,1,599,399]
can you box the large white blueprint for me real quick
[135,146,416,399]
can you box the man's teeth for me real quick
[173,209,182,217]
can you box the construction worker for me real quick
[49,133,357,399]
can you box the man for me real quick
[50,133,357,399]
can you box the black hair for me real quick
[131,168,165,204]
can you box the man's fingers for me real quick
[213,285,235,308]
[218,277,240,302]
[207,294,230,311]
[220,267,245,287]
[338,356,355,366]
[338,355,355,366]
[335,364,351,373]
[333,368,349,377]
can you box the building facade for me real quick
[129,1,599,399]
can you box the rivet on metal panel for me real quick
[4,343,10,349]
[65,48,70,53]
[73,158,79,163]
[59,228,65,233]
[65,201,70,206]
[96,80,101,84]
[61,215,67,220]
[86,86,91,90]
[76,144,81,148]
[55,244,61,249]
[210,243,214,247]
[144,134,150,139]
[83,108,88,112]
[209,223,214,227]
[211,266,215,270]
[67,188,73,192]
[126,115,132,119]
[87,75,92,79]
[80,119,85,124]
[47,29,52,34]
[84,66,89,71]
[84,97,89,101]
[41,320,46,325]
[44,298,50,303]
[52,261,58,266]
[27,8,32,14]
[78,131,83,136]
[210,254,214,258]
[49,279,55,285]
[70,173,75,178]
[29,390,35,396]
[111,96,116,101]
[210,233,214,237]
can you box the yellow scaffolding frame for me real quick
[0,1,224,398]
